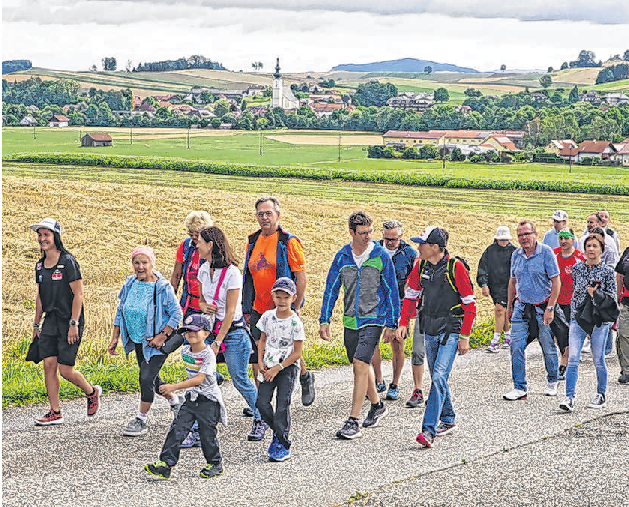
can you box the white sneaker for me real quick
[581,339,591,354]
[544,381,558,396]
[586,393,606,409]
[503,388,527,401]
[486,343,499,353]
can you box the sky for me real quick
[2,0,628,74]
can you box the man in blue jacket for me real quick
[320,211,400,440]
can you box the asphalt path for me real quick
[3,343,628,507]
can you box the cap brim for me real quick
[180,325,203,332]
[30,224,53,232]
[409,236,425,243]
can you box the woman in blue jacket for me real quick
[108,246,183,436]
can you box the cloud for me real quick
[3,0,628,25]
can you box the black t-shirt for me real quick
[616,247,629,293]
[35,251,84,323]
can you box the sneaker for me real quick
[416,430,434,448]
[300,371,315,406]
[406,389,424,408]
[558,365,566,381]
[559,397,574,412]
[586,393,606,409]
[34,409,64,426]
[247,419,268,441]
[123,417,148,436]
[269,442,291,462]
[486,343,500,353]
[436,421,456,437]
[385,384,400,401]
[199,463,224,479]
[336,418,363,440]
[180,429,201,448]
[544,381,558,397]
[216,372,224,386]
[268,434,280,455]
[581,339,591,354]
[618,371,629,384]
[376,381,386,393]
[362,403,388,428]
[243,407,254,417]
[503,388,528,401]
[501,338,511,349]
[144,461,171,480]
[170,395,184,418]
[86,385,101,417]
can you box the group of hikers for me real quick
[28,200,628,479]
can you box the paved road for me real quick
[3,343,628,507]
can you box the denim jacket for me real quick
[114,270,183,362]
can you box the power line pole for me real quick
[187,126,190,149]
[338,132,341,162]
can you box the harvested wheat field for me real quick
[266,135,383,146]
[3,174,627,357]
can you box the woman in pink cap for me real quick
[108,246,183,436]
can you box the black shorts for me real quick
[344,326,382,364]
[248,310,262,364]
[491,289,509,307]
[39,313,84,366]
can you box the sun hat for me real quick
[494,226,512,240]
[410,226,447,247]
[272,277,297,296]
[30,218,62,235]
[552,210,568,221]
[180,314,213,332]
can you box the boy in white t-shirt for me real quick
[145,314,227,480]
[255,277,305,462]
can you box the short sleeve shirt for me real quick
[554,248,586,305]
[35,252,84,322]
[510,242,560,304]
[198,264,243,322]
[181,344,218,400]
[256,309,305,368]
[248,232,305,314]
[176,240,202,311]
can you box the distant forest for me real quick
[134,55,225,72]
[2,60,32,74]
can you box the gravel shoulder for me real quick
[3,343,628,507]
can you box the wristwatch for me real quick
[69,320,78,326]
[546,306,555,312]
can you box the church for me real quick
[271,58,299,110]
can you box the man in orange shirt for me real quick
[243,196,315,407]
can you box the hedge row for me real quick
[4,152,628,196]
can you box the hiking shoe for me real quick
[558,365,566,381]
[436,421,456,437]
[181,429,201,448]
[559,397,574,412]
[123,417,148,436]
[300,371,315,406]
[363,403,388,428]
[586,393,606,409]
[268,434,280,455]
[144,461,171,480]
[619,371,629,384]
[170,395,184,418]
[385,383,400,401]
[501,338,511,349]
[416,430,434,448]
[581,339,591,354]
[486,341,500,353]
[86,385,101,417]
[406,389,424,408]
[503,388,527,401]
[199,463,224,479]
[243,407,254,417]
[376,381,386,393]
[247,419,268,441]
[34,410,64,426]
[544,382,558,397]
[216,372,224,386]
[336,418,363,440]
[269,442,291,462]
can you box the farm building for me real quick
[81,133,113,147]
[48,114,69,127]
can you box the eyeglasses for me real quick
[355,229,374,237]
[256,211,274,219]
[517,232,534,238]
[383,236,401,243]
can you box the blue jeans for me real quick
[566,320,610,399]
[510,301,558,391]
[604,325,614,355]
[222,327,260,419]
[422,332,459,437]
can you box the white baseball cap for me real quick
[30,218,62,235]
[552,210,568,221]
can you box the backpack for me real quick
[417,256,473,318]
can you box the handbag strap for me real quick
[212,267,228,304]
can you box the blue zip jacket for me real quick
[114,270,183,362]
[378,239,417,300]
[320,241,400,329]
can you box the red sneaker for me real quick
[87,385,102,417]
[35,410,64,426]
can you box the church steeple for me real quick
[273,58,281,79]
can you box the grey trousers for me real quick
[617,304,629,370]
